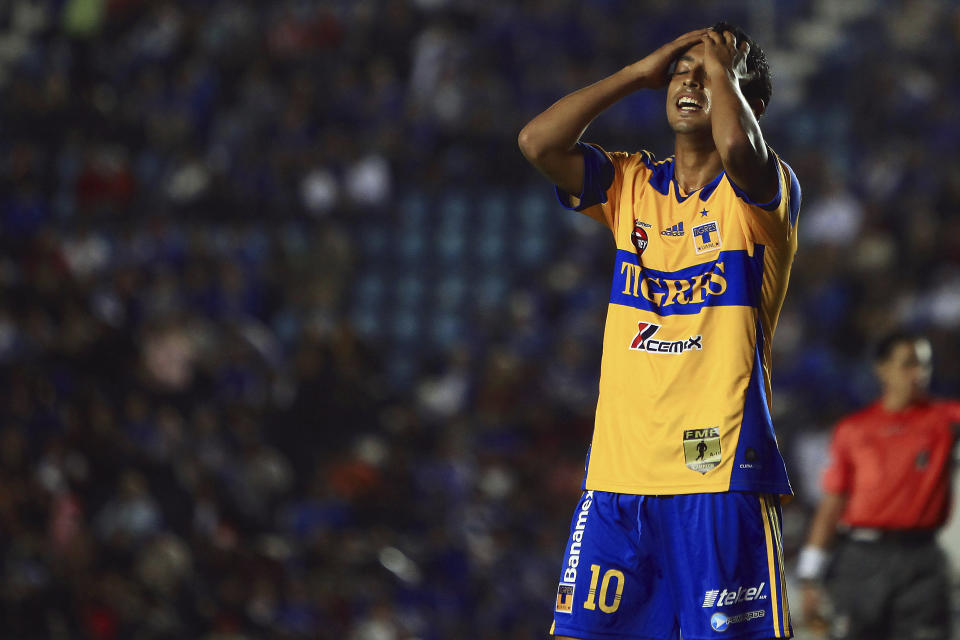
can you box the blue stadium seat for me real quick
[395,276,425,309]
[429,313,461,348]
[391,309,421,343]
[435,276,466,311]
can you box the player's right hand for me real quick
[801,583,830,636]
[629,29,710,90]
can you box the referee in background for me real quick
[799,331,960,640]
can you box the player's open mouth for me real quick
[676,95,704,112]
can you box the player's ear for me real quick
[748,97,766,119]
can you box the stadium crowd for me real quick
[0,0,959,637]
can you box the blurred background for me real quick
[1,0,959,638]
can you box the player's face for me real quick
[666,43,712,135]
[877,339,933,400]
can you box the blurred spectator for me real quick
[95,470,162,545]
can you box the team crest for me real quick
[692,220,722,254]
[683,427,721,474]
[631,220,648,256]
[555,583,575,613]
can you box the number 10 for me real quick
[583,564,624,613]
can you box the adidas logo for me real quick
[661,222,685,237]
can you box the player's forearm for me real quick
[708,70,768,174]
[797,492,847,583]
[806,492,847,549]
[519,65,650,158]
[518,65,649,193]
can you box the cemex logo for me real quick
[702,582,767,608]
[629,322,703,354]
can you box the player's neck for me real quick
[673,136,724,194]
[880,391,921,412]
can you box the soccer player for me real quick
[798,332,960,640]
[518,23,801,639]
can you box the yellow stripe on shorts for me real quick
[759,494,782,638]
[766,495,791,637]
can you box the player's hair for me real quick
[710,21,772,109]
[873,330,926,363]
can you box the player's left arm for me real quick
[701,30,779,205]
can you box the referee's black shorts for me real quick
[825,530,950,640]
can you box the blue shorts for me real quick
[550,491,792,640]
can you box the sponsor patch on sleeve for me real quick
[555,583,576,613]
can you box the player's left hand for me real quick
[701,29,753,83]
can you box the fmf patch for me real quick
[555,583,575,613]
[631,220,649,256]
[683,427,721,474]
[692,220,722,254]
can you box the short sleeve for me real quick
[555,143,647,231]
[821,422,853,495]
[733,150,802,247]
[555,143,613,210]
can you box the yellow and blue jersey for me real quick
[558,142,801,495]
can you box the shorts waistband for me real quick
[844,527,937,544]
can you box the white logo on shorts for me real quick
[702,582,766,607]
[563,491,594,584]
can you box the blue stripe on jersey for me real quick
[784,161,802,226]
[730,170,782,211]
[696,171,725,202]
[729,321,793,494]
[554,142,615,212]
[609,248,764,316]
[647,157,725,203]
[648,159,673,196]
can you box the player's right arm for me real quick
[517,29,709,196]
[798,419,853,626]
[799,492,847,628]
[803,491,848,552]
